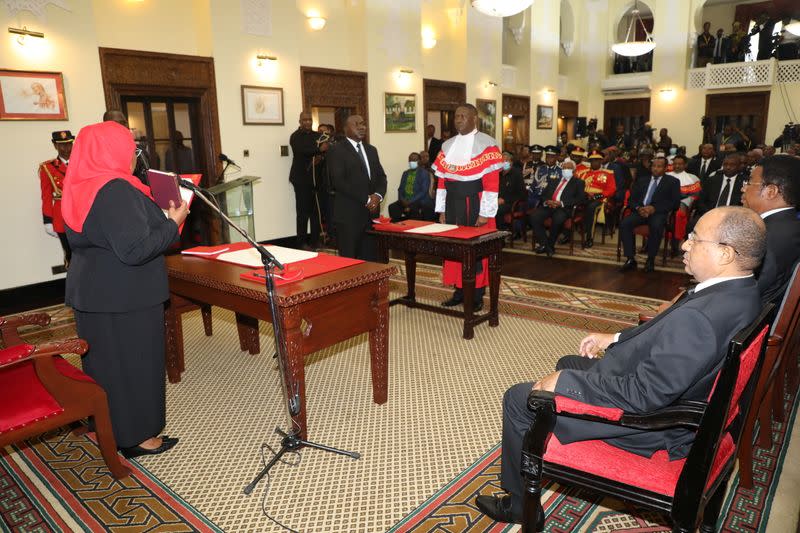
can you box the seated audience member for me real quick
[580,149,617,247]
[693,153,746,225]
[603,147,630,205]
[571,147,589,175]
[656,128,673,152]
[388,152,433,222]
[688,143,721,183]
[522,145,545,186]
[764,145,776,158]
[530,146,562,209]
[612,123,633,152]
[530,160,585,257]
[741,155,800,304]
[496,151,526,230]
[557,131,569,149]
[476,205,766,525]
[745,148,764,176]
[669,155,701,255]
[619,157,681,273]
[629,148,653,183]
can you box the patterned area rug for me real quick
[505,233,686,274]
[390,372,800,533]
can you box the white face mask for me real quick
[669,147,678,155]
[409,161,418,170]
[561,169,573,179]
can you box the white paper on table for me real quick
[216,245,318,268]
[404,223,459,234]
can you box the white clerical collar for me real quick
[694,274,753,293]
[761,207,795,219]
[444,128,478,166]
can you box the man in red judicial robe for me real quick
[432,103,503,311]
[39,130,74,267]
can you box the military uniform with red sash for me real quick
[40,130,74,265]
[580,150,617,246]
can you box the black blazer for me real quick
[499,167,526,205]
[628,174,681,214]
[65,179,179,313]
[758,209,800,305]
[687,156,721,182]
[327,139,388,228]
[554,277,761,459]
[695,170,745,216]
[540,176,585,209]
[289,128,322,186]
[427,136,443,163]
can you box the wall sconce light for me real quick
[659,87,676,100]
[397,68,414,82]
[256,53,277,67]
[308,16,327,30]
[8,26,44,45]
[421,27,437,49]
[506,114,513,118]
[486,81,498,88]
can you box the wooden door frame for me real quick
[423,78,466,143]
[603,97,651,136]
[98,47,222,188]
[300,66,369,141]
[705,91,770,145]
[502,93,531,151]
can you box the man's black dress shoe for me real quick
[584,237,594,248]
[619,258,638,272]
[442,296,462,307]
[475,495,544,528]
[557,234,570,245]
[643,259,656,273]
[120,436,179,459]
[545,246,555,258]
[534,245,547,254]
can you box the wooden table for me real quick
[165,255,395,439]
[369,230,508,340]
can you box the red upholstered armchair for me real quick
[0,340,130,480]
[0,312,51,347]
[503,199,528,248]
[615,205,678,267]
[529,204,587,256]
[519,305,774,533]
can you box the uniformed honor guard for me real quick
[571,146,589,176]
[579,149,617,247]
[40,130,74,266]
[529,145,562,209]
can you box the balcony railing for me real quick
[687,58,800,90]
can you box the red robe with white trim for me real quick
[432,135,502,289]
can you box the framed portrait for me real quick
[384,93,416,132]
[241,85,284,125]
[537,105,554,130]
[0,69,67,120]
[476,99,497,138]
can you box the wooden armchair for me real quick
[503,199,528,248]
[0,312,51,347]
[616,206,678,267]
[530,204,587,256]
[519,305,774,533]
[0,339,130,479]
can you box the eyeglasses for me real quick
[687,232,740,255]
[742,177,763,187]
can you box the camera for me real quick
[781,122,800,150]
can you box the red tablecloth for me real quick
[240,254,364,286]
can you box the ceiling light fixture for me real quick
[611,1,656,57]
[471,0,533,18]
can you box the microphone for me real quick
[218,153,240,167]
[178,178,201,191]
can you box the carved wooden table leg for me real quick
[461,252,477,340]
[164,296,183,383]
[280,304,308,439]
[235,312,260,355]
[369,278,390,405]
[488,250,501,327]
[200,305,213,336]
[376,235,389,263]
[404,251,417,303]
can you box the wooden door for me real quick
[301,67,368,141]
[423,79,466,143]
[705,91,770,146]
[502,94,530,155]
[603,98,650,143]
[557,99,579,140]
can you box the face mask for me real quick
[669,147,678,155]
[502,161,512,171]
[561,169,573,179]
[409,161,418,170]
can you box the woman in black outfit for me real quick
[62,121,189,458]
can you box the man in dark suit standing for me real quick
[693,154,746,225]
[476,205,766,524]
[425,124,443,164]
[619,157,681,272]
[687,143,721,184]
[529,160,585,257]
[327,115,387,261]
[289,111,326,249]
[741,155,800,304]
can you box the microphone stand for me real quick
[178,181,360,497]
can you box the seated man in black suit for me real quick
[476,205,766,525]
[619,157,681,272]
[496,151,526,230]
[687,143,721,184]
[529,160,585,257]
[690,153,746,234]
[741,155,800,304]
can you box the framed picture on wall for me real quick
[0,69,67,120]
[537,105,553,130]
[476,99,496,138]
[241,85,284,125]
[384,93,416,132]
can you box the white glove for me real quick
[44,223,58,238]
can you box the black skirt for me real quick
[74,304,166,448]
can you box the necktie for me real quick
[716,177,731,207]
[356,142,370,178]
[643,177,659,205]
[552,178,568,202]
[701,159,708,178]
